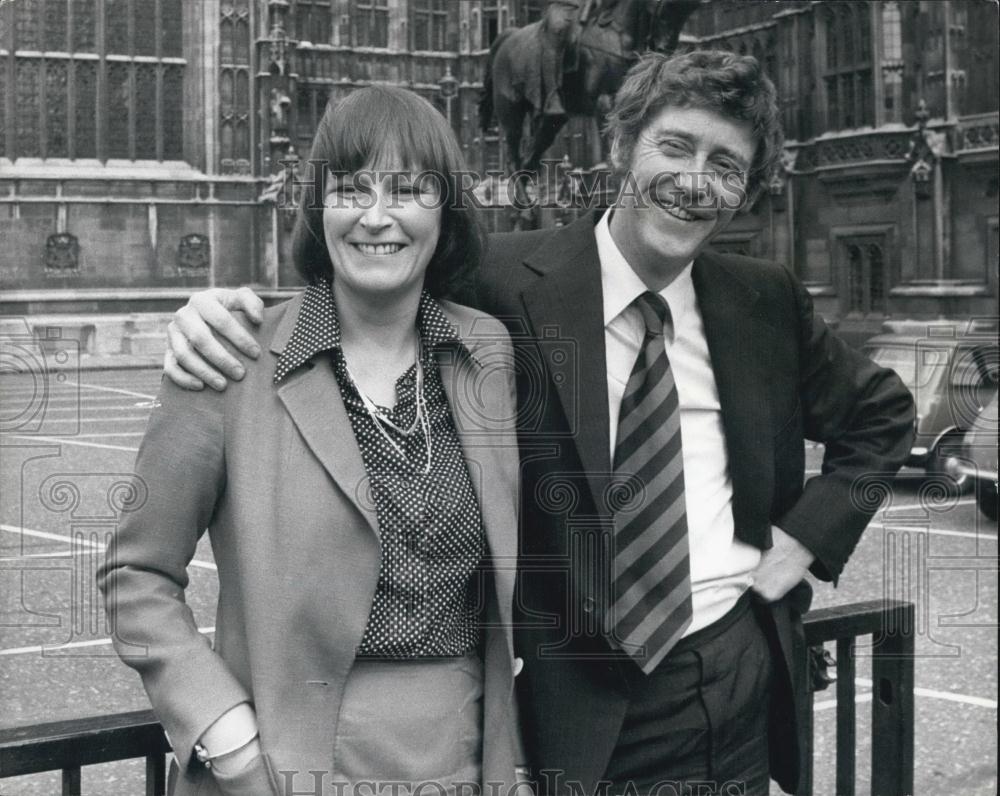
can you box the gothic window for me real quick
[868,244,885,313]
[161,0,182,57]
[135,64,159,159]
[847,244,864,313]
[353,0,389,48]
[295,0,332,46]
[481,2,502,49]
[45,60,69,158]
[73,0,97,51]
[2,0,186,161]
[44,0,67,51]
[163,65,184,160]
[412,0,449,52]
[842,237,887,316]
[219,0,252,174]
[0,62,5,159]
[881,1,904,123]
[16,61,41,157]
[822,1,874,131]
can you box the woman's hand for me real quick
[165,287,265,391]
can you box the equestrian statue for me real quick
[478,0,702,226]
[479,0,702,174]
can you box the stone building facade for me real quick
[1,0,997,336]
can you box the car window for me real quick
[950,346,997,389]
[868,345,949,393]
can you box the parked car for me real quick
[863,326,999,494]
[955,392,998,521]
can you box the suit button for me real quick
[513,657,524,677]
[582,597,596,614]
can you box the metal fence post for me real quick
[870,602,915,796]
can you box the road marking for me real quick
[0,550,87,560]
[67,380,158,400]
[815,692,873,711]
[13,404,151,414]
[909,686,998,709]
[2,434,140,452]
[868,521,997,541]
[0,524,217,570]
[70,432,146,438]
[0,627,216,657]
[2,414,148,425]
[815,679,998,711]
[884,496,981,509]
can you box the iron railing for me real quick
[800,598,915,796]
[0,600,915,796]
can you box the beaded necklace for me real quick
[344,339,432,475]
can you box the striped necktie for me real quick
[606,291,692,674]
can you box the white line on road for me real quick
[2,434,140,452]
[868,521,998,541]
[0,550,89,560]
[882,496,982,509]
[14,404,152,414]
[67,432,146,438]
[2,415,148,425]
[67,380,158,400]
[0,627,216,657]
[910,686,998,709]
[0,524,217,570]
[0,390,140,400]
[815,692,873,711]
[815,678,998,711]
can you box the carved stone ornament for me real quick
[178,233,211,270]
[44,233,80,271]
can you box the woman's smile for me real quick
[352,242,407,256]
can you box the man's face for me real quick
[609,104,757,288]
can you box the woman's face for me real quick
[322,166,443,301]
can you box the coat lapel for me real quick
[269,295,380,539]
[434,315,517,650]
[692,251,775,536]
[519,212,612,516]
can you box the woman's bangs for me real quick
[319,91,453,181]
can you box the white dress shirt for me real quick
[595,209,760,635]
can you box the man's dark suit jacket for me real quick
[474,211,915,795]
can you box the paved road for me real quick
[1,367,996,795]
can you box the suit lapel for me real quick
[692,251,775,535]
[519,213,612,515]
[269,295,380,538]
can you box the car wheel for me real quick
[976,481,998,522]
[928,432,973,495]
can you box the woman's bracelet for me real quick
[193,729,260,769]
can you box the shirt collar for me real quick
[274,280,465,384]
[594,207,695,340]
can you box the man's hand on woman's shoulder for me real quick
[166,286,265,391]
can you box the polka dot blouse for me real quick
[275,281,486,659]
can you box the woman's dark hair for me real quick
[291,85,484,298]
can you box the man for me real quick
[163,52,914,795]
[539,0,582,119]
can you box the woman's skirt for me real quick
[333,653,484,796]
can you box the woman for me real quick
[99,86,523,796]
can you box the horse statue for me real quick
[479,0,701,220]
